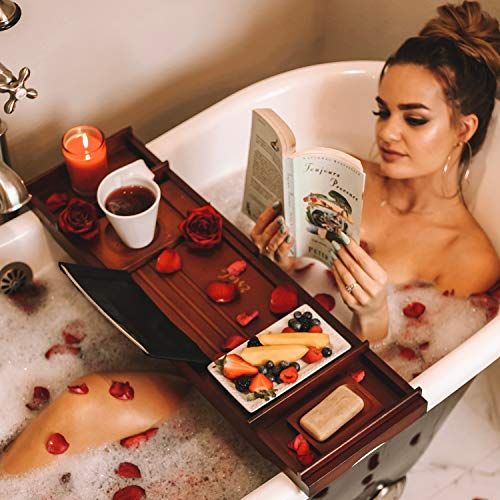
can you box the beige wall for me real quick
[322,0,500,62]
[2,1,499,180]
[2,0,322,180]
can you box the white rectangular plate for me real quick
[207,303,351,413]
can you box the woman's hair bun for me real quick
[419,1,500,76]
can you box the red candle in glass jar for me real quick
[62,125,108,197]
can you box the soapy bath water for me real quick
[0,263,278,499]
[202,169,498,382]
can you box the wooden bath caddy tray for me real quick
[27,127,427,496]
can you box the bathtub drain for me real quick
[0,262,33,295]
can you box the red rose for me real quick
[58,198,99,240]
[46,192,69,212]
[178,204,223,249]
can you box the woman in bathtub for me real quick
[1,0,499,476]
[252,1,500,343]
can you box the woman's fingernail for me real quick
[339,231,350,245]
[330,250,338,261]
[286,234,292,243]
[272,200,281,210]
[280,224,286,234]
[277,216,284,226]
[331,240,341,252]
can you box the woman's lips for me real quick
[380,147,406,162]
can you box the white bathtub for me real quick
[147,61,500,499]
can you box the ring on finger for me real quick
[345,282,359,294]
[265,245,273,254]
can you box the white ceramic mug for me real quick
[97,159,161,249]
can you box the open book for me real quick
[242,108,365,267]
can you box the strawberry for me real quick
[115,462,141,479]
[155,249,182,274]
[219,354,258,380]
[279,366,299,384]
[314,293,335,312]
[120,427,158,448]
[350,370,366,383]
[26,386,50,411]
[206,281,238,303]
[67,383,89,395]
[402,302,426,318]
[269,284,299,314]
[221,335,246,351]
[281,326,296,333]
[236,310,259,327]
[288,433,307,451]
[226,259,247,276]
[46,433,69,454]
[109,381,134,400]
[112,485,146,500]
[249,373,273,393]
[302,347,323,364]
[308,325,323,333]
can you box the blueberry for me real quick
[247,336,262,347]
[258,365,268,375]
[235,375,252,392]
[272,366,282,376]
[303,311,313,320]
[290,319,302,331]
[291,362,301,372]
[311,318,321,326]
[299,320,312,332]
[279,360,290,370]
[293,311,302,320]
[266,361,275,370]
[322,347,333,357]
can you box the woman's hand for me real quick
[330,233,389,342]
[250,202,295,272]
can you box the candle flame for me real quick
[82,133,89,150]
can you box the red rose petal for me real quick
[403,302,426,319]
[26,386,50,411]
[46,192,69,212]
[226,259,247,276]
[112,485,146,500]
[120,427,158,448]
[222,335,246,351]
[399,346,417,360]
[270,284,299,314]
[296,441,310,456]
[314,293,335,312]
[298,452,314,466]
[288,433,307,452]
[67,383,89,395]
[350,370,366,383]
[115,462,142,479]
[236,310,259,327]
[62,319,86,344]
[46,433,69,454]
[45,344,81,359]
[109,381,134,400]
[155,249,182,274]
[206,281,238,303]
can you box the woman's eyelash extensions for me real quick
[372,110,428,126]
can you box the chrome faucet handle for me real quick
[0,64,38,114]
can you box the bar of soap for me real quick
[300,385,364,442]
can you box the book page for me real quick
[241,109,296,221]
[292,148,365,267]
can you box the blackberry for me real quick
[291,362,301,372]
[303,311,313,320]
[322,347,333,357]
[289,319,302,331]
[247,336,262,347]
[311,318,321,326]
[266,361,275,370]
[258,365,268,375]
[235,375,252,392]
[293,311,302,320]
[279,360,290,370]
[299,320,312,332]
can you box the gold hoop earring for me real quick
[441,145,460,199]
[460,141,473,185]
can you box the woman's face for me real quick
[375,64,461,179]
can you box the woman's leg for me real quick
[0,371,189,475]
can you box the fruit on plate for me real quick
[259,332,329,349]
[216,354,258,379]
[302,347,323,364]
[240,345,308,365]
[279,366,299,384]
[249,373,273,393]
[269,284,299,314]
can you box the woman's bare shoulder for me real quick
[440,217,499,296]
